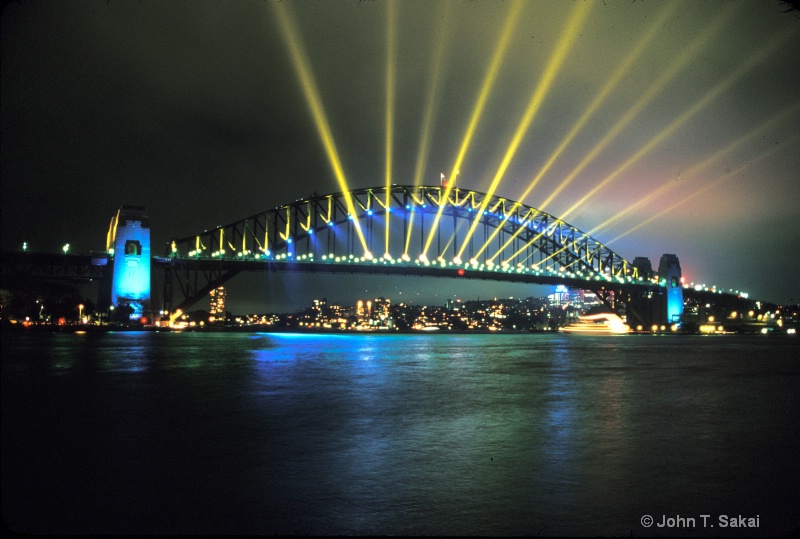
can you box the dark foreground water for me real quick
[2,331,798,536]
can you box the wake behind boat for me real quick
[560,312,629,334]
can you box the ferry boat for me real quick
[560,312,630,334]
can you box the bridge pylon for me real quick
[658,254,684,324]
[103,205,151,320]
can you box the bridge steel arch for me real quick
[161,185,649,314]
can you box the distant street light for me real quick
[78,304,84,324]
[63,243,70,254]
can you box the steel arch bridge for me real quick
[160,185,651,314]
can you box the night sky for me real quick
[2,1,799,313]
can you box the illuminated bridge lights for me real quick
[167,185,642,306]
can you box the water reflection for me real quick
[3,332,797,535]
[97,333,153,372]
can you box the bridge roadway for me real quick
[1,251,107,282]
[3,250,759,324]
[0,249,657,301]
[1,250,655,307]
[155,255,654,291]
[156,254,658,315]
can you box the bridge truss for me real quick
[161,185,649,314]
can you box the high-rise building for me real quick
[548,285,570,306]
[210,286,227,317]
[372,297,392,328]
[312,298,328,321]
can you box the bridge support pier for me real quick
[625,254,684,329]
[658,254,684,325]
[104,206,151,320]
[159,257,241,320]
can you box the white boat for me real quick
[560,312,629,334]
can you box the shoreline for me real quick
[1,322,791,336]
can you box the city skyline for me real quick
[2,1,799,313]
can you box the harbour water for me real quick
[2,331,798,536]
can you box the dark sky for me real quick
[2,0,799,313]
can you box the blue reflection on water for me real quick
[2,332,798,535]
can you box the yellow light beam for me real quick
[406,4,454,258]
[487,207,552,264]
[403,207,415,257]
[492,216,549,264]
[512,101,800,266]
[607,133,799,245]
[421,0,526,260]
[271,1,370,256]
[499,3,745,263]
[469,203,520,261]
[384,0,396,256]
[558,25,796,223]
[515,1,680,205]
[411,2,453,188]
[428,216,472,264]
[528,243,569,269]
[460,0,593,262]
[589,99,800,237]
[537,3,742,212]
[438,234,456,262]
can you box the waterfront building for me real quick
[209,286,226,319]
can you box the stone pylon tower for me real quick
[657,254,683,324]
[106,205,151,319]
